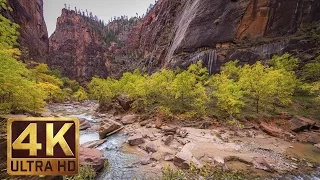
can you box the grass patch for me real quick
[162,164,257,180]
[63,165,96,180]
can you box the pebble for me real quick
[306,162,313,167]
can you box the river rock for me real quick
[260,122,293,139]
[155,117,163,129]
[161,126,178,133]
[117,95,133,111]
[79,118,91,130]
[140,152,152,165]
[289,116,316,132]
[145,142,158,153]
[128,134,144,146]
[252,157,273,172]
[99,119,122,139]
[81,139,106,149]
[121,114,139,125]
[164,152,175,161]
[140,120,151,126]
[79,147,106,172]
[315,144,320,149]
[177,129,188,138]
[173,148,203,169]
[164,135,174,146]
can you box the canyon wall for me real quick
[48,9,109,83]
[4,0,49,63]
[126,0,320,74]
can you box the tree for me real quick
[118,70,149,109]
[267,69,297,111]
[270,53,299,72]
[210,73,244,118]
[148,69,175,108]
[302,56,320,82]
[0,1,46,113]
[73,87,88,102]
[171,70,209,115]
[238,62,274,113]
[239,61,297,113]
[187,60,209,85]
[37,82,61,102]
[30,64,63,86]
[88,77,118,104]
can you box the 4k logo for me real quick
[7,118,79,175]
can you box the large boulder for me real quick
[260,122,293,139]
[98,101,125,115]
[79,147,106,172]
[79,118,91,130]
[289,116,316,132]
[121,114,139,125]
[128,134,145,146]
[145,142,158,153]
[99,119,122,139]
[117,95,133,111]
[296,132,320,144]
[173,148,203,169]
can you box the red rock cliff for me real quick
[126,0,320,73]
[48,9,109,83]
[4,0,49,63]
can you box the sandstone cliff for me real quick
[48,0,320,82]
[48,9,109,83]
[48,9,142,82]
[4,0,49,63]
[126,0,320,74]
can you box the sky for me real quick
[44,0,155,36]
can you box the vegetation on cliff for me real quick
[89,53,320,121]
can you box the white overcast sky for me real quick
[44,0,155,36]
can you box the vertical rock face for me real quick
[4,0,49,63]
[48,9,108,83]
[126,0,320,73]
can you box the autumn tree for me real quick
[73,87,88,102]
[210,61,244,118]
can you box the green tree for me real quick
[0,1,46,113]
[239,62,274,113]
[171,70,209,115]
[187,60,209,84]
[270,53,299,72]
[147,69,175,108]
[239,61,297,114]
[210,74,245,117]
[301,56,320,82]
[88,77,118,104]
[73,87,88,102]
[30,63,63,86]
[118,70,149,109]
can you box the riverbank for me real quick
[1,101,319,179]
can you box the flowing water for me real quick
[47,102,319,180]
[47,102,160,180]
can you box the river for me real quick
[47,101,320,180]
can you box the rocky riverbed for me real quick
[1,101,319,180]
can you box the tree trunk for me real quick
[256,98,259,113]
